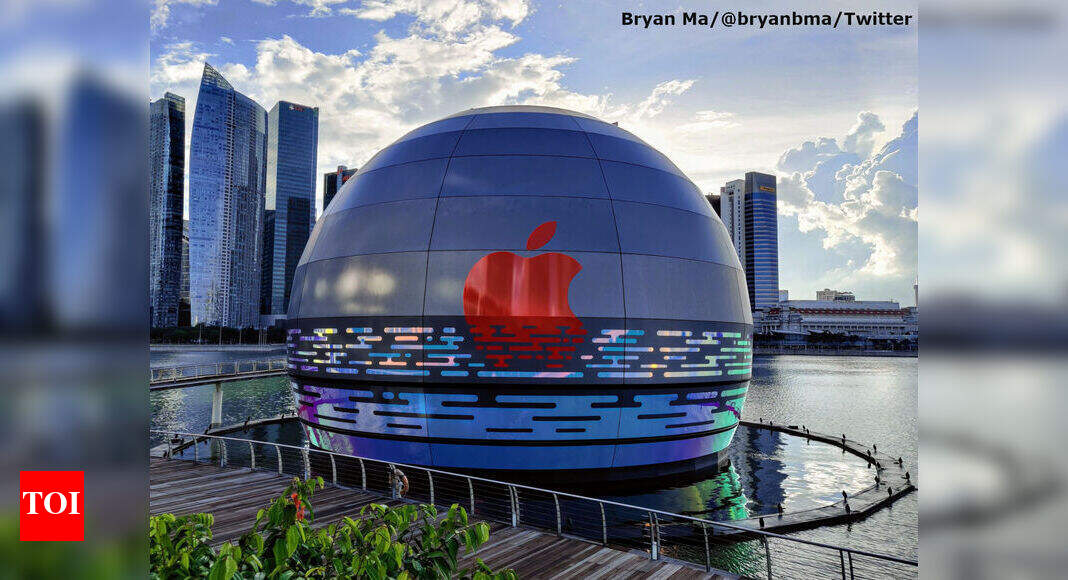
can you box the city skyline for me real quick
[151,0,917,307]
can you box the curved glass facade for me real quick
[188,64,267,327]
[287,106,753,475]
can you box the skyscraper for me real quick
[719,173,779,310]
[261,101,318,320]
[705,192,720,215]
[743,172,779,309]
[149,92,185,327]
[179,219,190,326]
[188,63,267,328]
[718,179,745,269]
[322,165,356,213]
[0,98,46,330]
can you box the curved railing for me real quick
[150,358,288,385]
[152,429,917,579]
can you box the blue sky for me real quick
[151,0,918,304]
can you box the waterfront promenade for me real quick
[150,457,724,579]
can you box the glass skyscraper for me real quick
[743,172,779,309]
[261,101,318,318]
[321,165,356,213]
[149,92,185,327]
[188,63,267,328]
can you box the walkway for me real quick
[732,420,916,533]
[150,458,725,579]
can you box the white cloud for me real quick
[676,110,740,134]
[632,79,695,120]
[293,0,350,17]
[151,0,217,33]
[150,42,214,88]
[343,0,529,37]
[776,112,918,292]
[841,111,886,157]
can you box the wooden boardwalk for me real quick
[150,458,727,579]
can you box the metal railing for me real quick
[150,358,288,385]
[152,429,917,579]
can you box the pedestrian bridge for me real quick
[150,357,288,391]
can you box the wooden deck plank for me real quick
[150,458,727,578]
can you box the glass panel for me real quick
[298,252,427,317]
[359,131,463,173]
[468,111,583,130]
[601,161,712,215]
[398,115,475,140]
[329,158,447,211]
[613,201,740,267]
[622,254,748,322]
[453,128,594,157]
[572,116,646,142]
[587,132,684,176]
[308,199,436,261]
[443,155,608,198]
[430,196,619,252]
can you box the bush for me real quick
[149,476,517,579]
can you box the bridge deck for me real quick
[150,458,723,579]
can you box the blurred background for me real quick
[0,0,1065,577]
[921,0,1068,578]
[0,0,148,575]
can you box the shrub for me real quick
[149,476,516,579]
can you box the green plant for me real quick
[149,512,218,578]
[148,476,516,579]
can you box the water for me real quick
[150,349,917,563]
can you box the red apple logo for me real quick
[463,221,586,368]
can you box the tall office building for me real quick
[179,219,190,326]
[719,173,779,310]
[743,172,779,308]
[149,92,186,327]
[188,63,267,328]
[261,101,319,319]
[705,193,720,215]
[718,179,746,268]
[322,165,356,213]
[0,99,46,330]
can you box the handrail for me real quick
[151,428,918,573]
[150,358,288,384]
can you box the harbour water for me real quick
[151,349,917,561]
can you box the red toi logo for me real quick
[19,471,84,541]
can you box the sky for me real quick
[150,0,918,305]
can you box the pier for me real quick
[151,429,917,578]
[734,420,916,533]
[151,457,722,578]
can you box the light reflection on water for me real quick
[150,351,916,559]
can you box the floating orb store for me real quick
[287,105,753,478]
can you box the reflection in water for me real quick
[593,425,875,523]
[151,352,916,560]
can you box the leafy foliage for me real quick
[149,476,516,579]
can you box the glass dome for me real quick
[287,106,753,477]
